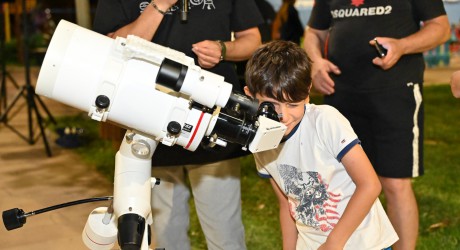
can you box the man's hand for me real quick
[370,37,403,70]
[191,40,223,69]
[311,58,341,95]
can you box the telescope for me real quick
[2,20,286,250]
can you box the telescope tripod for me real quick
[0,0,55,156]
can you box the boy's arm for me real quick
[270,178,298,250]
[319,144,382,249]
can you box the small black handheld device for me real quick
[373,38,387,58]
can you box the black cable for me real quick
[3,196,114,230]
[25,196,113,217]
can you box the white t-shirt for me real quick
[254,104,398,249]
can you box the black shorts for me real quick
[324,83,424,178]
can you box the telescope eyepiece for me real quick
[257,102,280,122]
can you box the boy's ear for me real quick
[243,86,252,97]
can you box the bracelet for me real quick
[216,40,226,61]
[150,0,167,15]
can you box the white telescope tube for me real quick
[36,20,233,151]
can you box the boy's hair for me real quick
[245,40,312,103]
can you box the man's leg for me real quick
[187,158,246,250]
[151,166,191,250]
[379,176,418,250]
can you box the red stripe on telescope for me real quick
[185,111,205,150]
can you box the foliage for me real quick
[50,113,116,180]
[2,39,19,65]
[2,34,49,66]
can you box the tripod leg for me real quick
[6,72,20,89]
[34,93,56,124]
[0,0,53,157]
[0,71,18,111]
[1,73,6,111]
[0,84,52,157]
[0,86,25,122]
[28,85,52,157]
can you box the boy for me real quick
[244,40,398,249]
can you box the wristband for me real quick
[216,40,226,61]
[150,0,167,15]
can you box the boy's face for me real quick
[249,92,306,136]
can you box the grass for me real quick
[415,85,460,249]
[52,84,460,249]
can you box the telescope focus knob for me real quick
[95,95,110,109]
[167,121,182,136]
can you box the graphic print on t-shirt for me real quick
[351,0,364,7]
[139,0,217,13]
[190,0,216,10]
[330,0,393,19]
[278,164,342,232]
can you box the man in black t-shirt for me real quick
[304,1,450,249]
[93,1,263,249]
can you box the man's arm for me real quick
[270,178,298,250]
[371,15,450,70]
[303,27,341,95]
[303,27,328,63]
[226,27,262,61]
[451,70,460,98]
[108,0,178,40]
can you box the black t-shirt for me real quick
[308,0,446,91]
[93,0,263,166]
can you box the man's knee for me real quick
[379,177,414,197]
